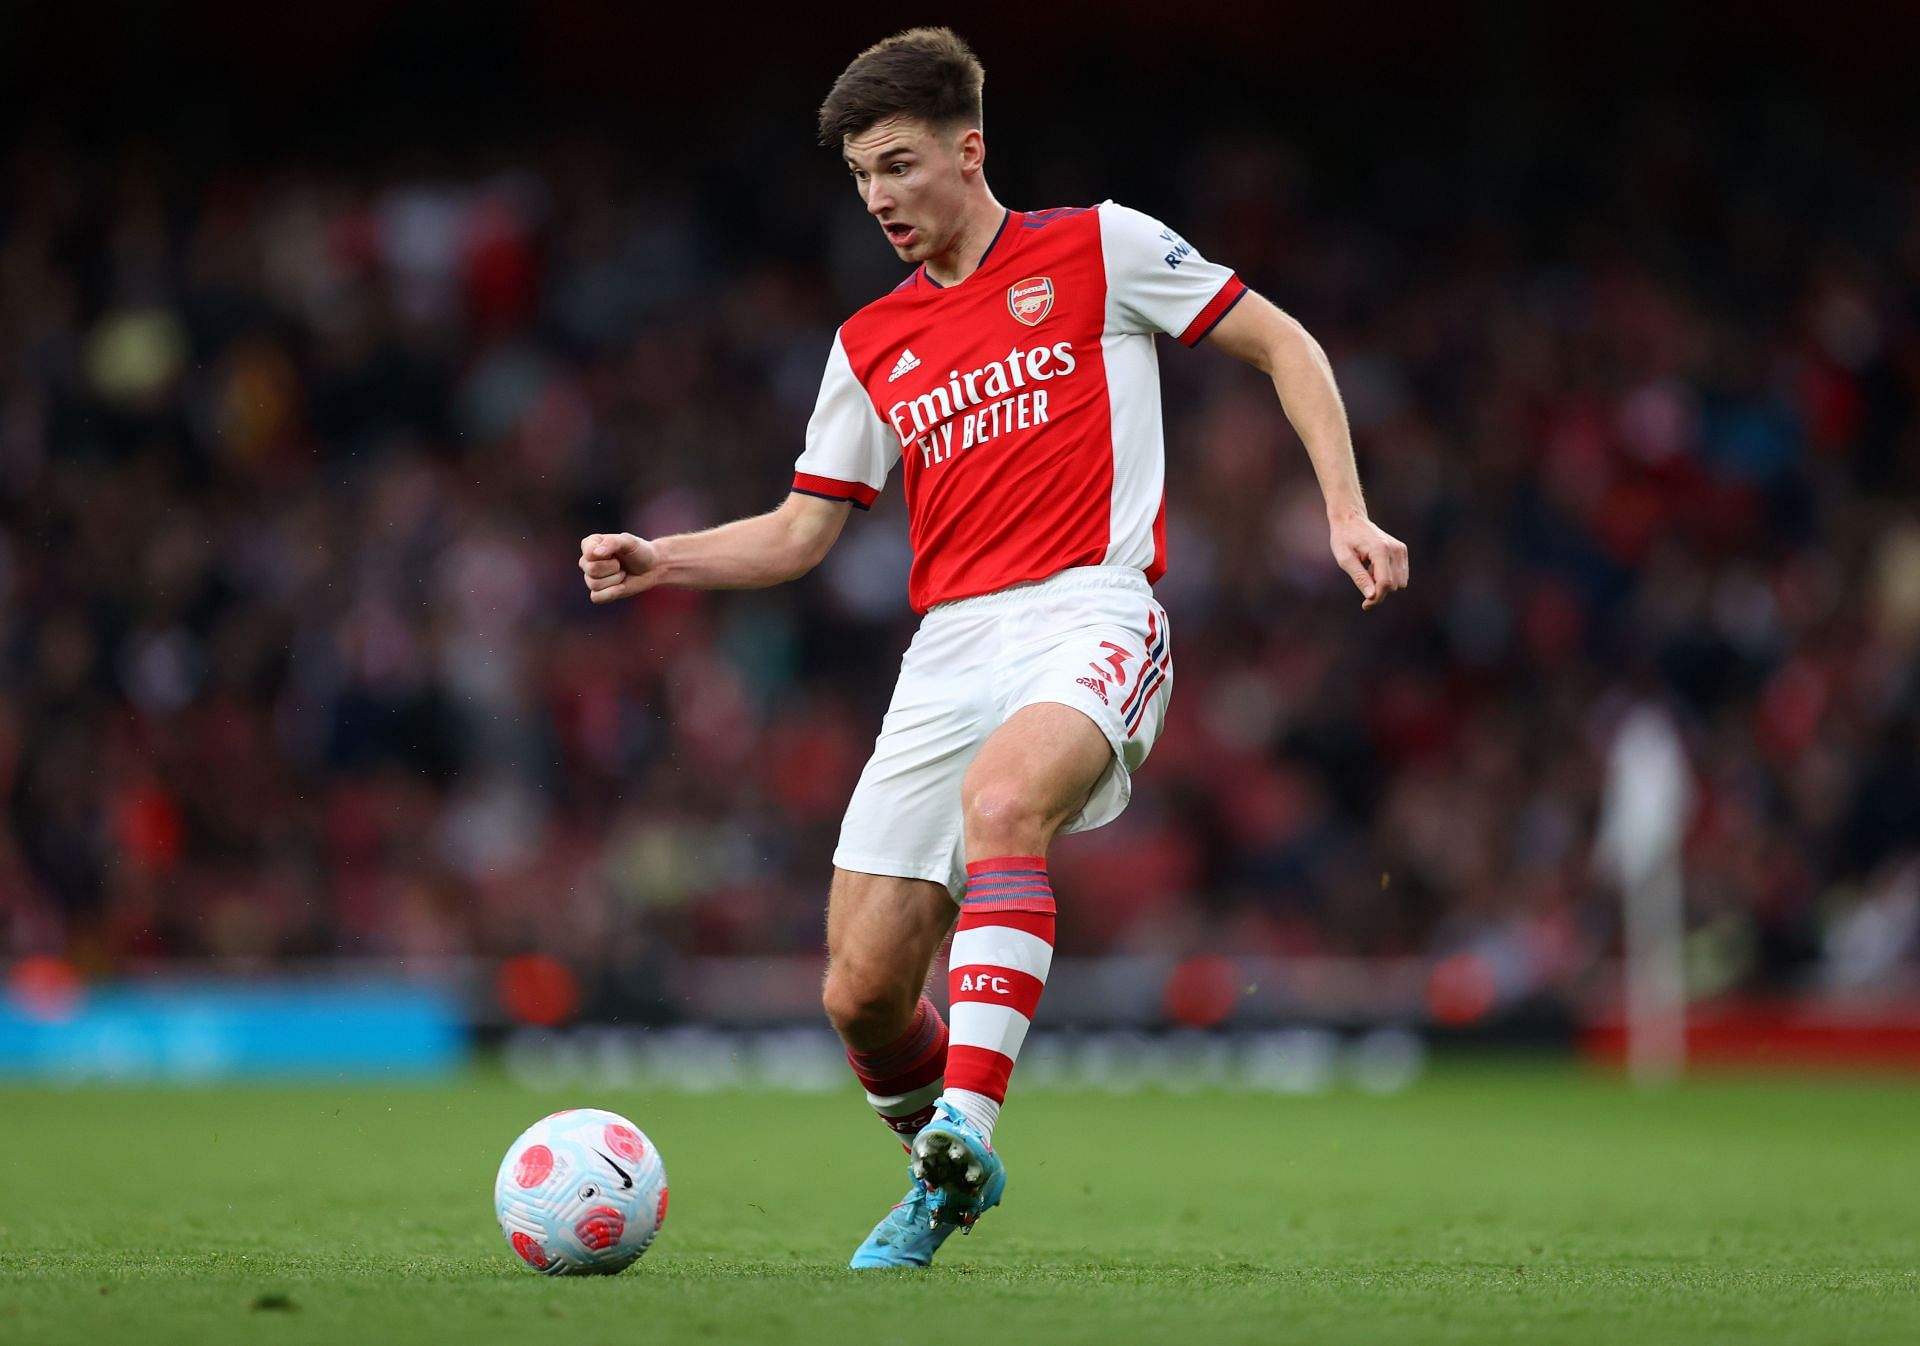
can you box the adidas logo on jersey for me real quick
[887,348,922,382]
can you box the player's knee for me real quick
[821,966,913,1045]
[962,777,1056,855]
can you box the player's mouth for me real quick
[883,222,919,248]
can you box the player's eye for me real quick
[890,163,908,175]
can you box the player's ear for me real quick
[954,126,985,178]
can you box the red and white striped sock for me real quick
[845,995,948,1143]
[943,855,1056,1144]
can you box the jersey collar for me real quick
[919,209,1018,290]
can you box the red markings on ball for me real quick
[603,1124,645,1163]
[574,1205,626,1251]
[514,1143,554,1188]
[511,1231,550,1269]
[655,1184,670,1228]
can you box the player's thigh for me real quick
[989,588,1173,838]
[825,867,957,998]
[961,701,1115,836]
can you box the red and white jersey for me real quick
[792,202,1247,612]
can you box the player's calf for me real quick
[938,855,1056,1145]
[823,868,958,1142]
[842,994,948,1142]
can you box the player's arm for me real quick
[578,491,850,603]
[1204,291,1410,610]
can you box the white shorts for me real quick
[834,566,1174,898]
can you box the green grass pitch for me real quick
[2,1063,1917,1345]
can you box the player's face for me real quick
[843,117,974,263]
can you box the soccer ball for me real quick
[493,1108,669,1274]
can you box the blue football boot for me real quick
[848,1180,958,1268]
[908,1101,1006,1231]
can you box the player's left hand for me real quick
[1329,512,1409,610]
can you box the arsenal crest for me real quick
[1007,276,1055,326]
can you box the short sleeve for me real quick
[1098,201,1249,346]
[791,328,898,509]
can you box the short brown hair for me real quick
[817,27,985,148]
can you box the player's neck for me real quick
[923,192,1008,288]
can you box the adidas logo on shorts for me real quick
[888,348,922,383]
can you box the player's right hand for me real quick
[579,533,662,603]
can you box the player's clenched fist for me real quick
[578,532,661,603]
[1329,512,1410,611]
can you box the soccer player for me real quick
[578,27,1408,1267]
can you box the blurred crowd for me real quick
[3,101,1918,1020]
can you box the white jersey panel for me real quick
[1097,201,1242,338]
[792,327,898,503]
[1098,329,1166,572]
